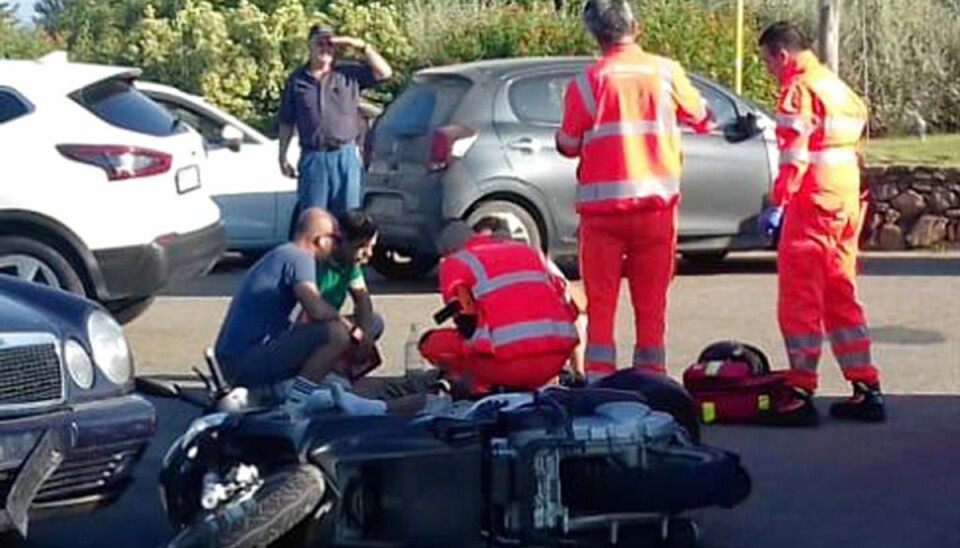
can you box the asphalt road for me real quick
[16,253,960,548]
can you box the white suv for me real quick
[0,54,225,322]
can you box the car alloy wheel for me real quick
[0,254,62,288]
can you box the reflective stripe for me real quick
[779,149,811,165]
[586,344,617,365]
[836,351,872,368]
[577,177,680,203]
[454,250,554,298]
[633,346,665,367]
[601,65,657,77]
[452,250,487,283]
[469,325,491,345]
[777,114,812,135]
[575,71,596,118]
[822,117,865,135]
[828,325,870,346]
[556,131,581,151]
[809,148,859,166]
[787,352,820,372]
[583,120,675,145]
[658,59,680,135]
[491,320,578,346]
[475,271,550,298]
[785,333,824,351]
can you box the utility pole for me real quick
[818,0,840,71]
[735,0,744,94]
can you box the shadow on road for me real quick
[18,394,960,548]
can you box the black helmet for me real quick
[697,341,771,376]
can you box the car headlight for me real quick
[87,310,133,385]
[64,339,94,389]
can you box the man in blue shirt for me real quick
[278,25,392,218]
[215,208,349,396]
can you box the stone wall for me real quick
[862,166,960,250]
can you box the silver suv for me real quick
[363,57,778,279]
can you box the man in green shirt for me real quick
[308,210,383,376]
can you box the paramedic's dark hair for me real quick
[758,21,810,53]
[338,210,378,244]
[582,0,636,50]
[472,217,507,234]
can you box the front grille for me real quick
[0,343,63,406]
[0,439,146,504]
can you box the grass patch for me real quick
[865,134,960,167]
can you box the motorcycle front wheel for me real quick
[166,464,328,548]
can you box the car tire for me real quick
[370,245,437,280]
[467,200,543,251]
[0,236,85,295]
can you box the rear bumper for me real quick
[0,394,156,532]
[93,221,226,302]
[363,175,444,257]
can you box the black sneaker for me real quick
[830,382,886,423]
[760,387,821,427]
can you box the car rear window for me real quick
[71,78,183,137]
[376,75,470,136]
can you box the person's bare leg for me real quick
[299,321,350,383]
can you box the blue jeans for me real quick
[296,144,362,217]
[221,322,330,388]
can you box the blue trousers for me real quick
[296,144,362,218]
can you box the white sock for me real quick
[331,383,387,415]
[285,377,319,407]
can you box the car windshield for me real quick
[71,78,185,137]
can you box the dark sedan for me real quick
[0,277,155,539]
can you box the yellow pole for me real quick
[735,0,744,94]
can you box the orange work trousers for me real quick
[579,208,677,376]
[778,194,880,392]
[418,328,569,392]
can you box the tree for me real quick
[1,1,17,25]
[33,0,62,33]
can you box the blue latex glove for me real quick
[760,206,784,238]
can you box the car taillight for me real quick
[429,125,478,171]
[57,144,173,181]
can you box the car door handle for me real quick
[507,138,541,153]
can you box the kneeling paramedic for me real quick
[419,222,580,394]
[758,22,885,425]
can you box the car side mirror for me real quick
[221,124,244,152]
[724,112,767,143]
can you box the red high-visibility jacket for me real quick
[558,44,710,215]
[439,236,578,360]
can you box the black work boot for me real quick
[830,382,886,423]
[761,387,821,427]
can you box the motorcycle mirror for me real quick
[136,376,182,398]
